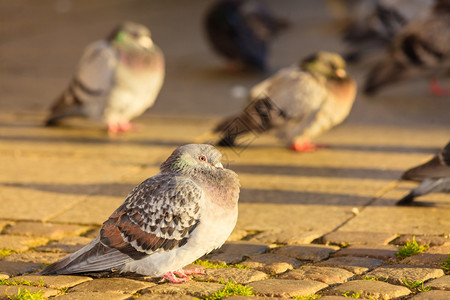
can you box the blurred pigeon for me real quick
[363,0,450,95]
[41,144,240,283]
[397,141,450,205]
[204,0,289,71]
[342,0,433,63]
[211,52,356,152]
[45,21,165,133]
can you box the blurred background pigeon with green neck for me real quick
[45,21,165,134]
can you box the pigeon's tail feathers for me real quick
[214,97,278,147]
[40,237,132,275]
[396,191,416,206]
[363,60,405,95]
[45,90,83,126]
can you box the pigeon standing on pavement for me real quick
[45,21,165,133]
[204,0,289,71]
[363,0,450,96]
[211,52,357,152]
[397,141,450,205]
[41,144,240,283]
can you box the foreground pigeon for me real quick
[45,21,165,133]
[41,144,240,283]
[212,52,357,152]
[397,141,450,205]
[363,0,450,96]
[204,0,288,71]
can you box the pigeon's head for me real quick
[109,21,154,50]
[300,52,348,80]
[160,144,224,174]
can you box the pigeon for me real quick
[342,0,434,63]
[204,0,288,71]
[212,52,357,152]
[45,21,165,133]
[397,141,450,205]
[363,0,450,95]
[41,144,240,283]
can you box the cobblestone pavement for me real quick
[1,0,450,299]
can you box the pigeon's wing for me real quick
[250,67,328,140]
[402,142,450,181]
[41,174,203,275]
[100,174,203,257]
[46,40,118,124]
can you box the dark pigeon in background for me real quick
[397,141,450,205]
[45,21,165,133]
[363,0,450,96]
[204,0,289,71]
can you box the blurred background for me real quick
[1,0,448,129]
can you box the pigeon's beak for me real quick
[214,162,224,169]
[335,69,346,78]
[139,36,153,49]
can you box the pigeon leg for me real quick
[107,123,120,134]
[162,271,189,284]
[290,139,318,152]
[429,78,450,97]
[175,268,206,276]
[117,121,139,132]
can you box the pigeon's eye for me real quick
[199,155,207,162]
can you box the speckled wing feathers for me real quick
[101,174,202,257]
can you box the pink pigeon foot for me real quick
[290,140,317,152]
[117,121,140,132]
[162,268,206,284]
[162,271,189,284]
[107,123,120,134]
[429,78,450,97]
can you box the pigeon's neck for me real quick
[192,168,240,209]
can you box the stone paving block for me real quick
[0,274,9,280]
[327,280,411,299]
[227,228,248,242]
[36,236,92,253]
[0,221,12,232]
[49,196,125,225]
[194,267,268,284]
[424,275,450,291]
[367,264,445,284]
[249,229,324,245]
[3,252,67,264]
[334,244,398,260]
[226,297,280,300]
[241,253,301,274]
[392,235,449,247]
[279,266,354,284]
[0,285,58,299]
[248,279,327,297]
[70,278,154,294]
[53,292,131,300]
[142,281,223,298]
[339,206,450,235]
[202,241,269,264]
[316,256,385,274]
[401,242,450,267]
[136,294,193,300]
[9,275,92,289]
[323,231,397,245]
[274,244,340,262]
[0,261,42,276]
[410,290,450,299]
[320,297,348,300]
[0,186,87,222]
[3,222,90,239]
[0,235,48,251]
